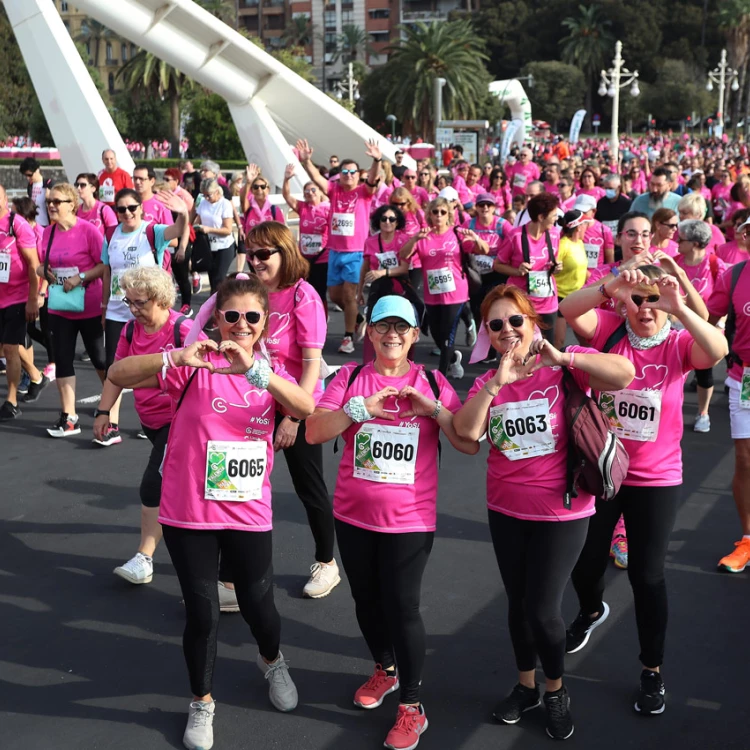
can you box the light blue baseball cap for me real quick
[369,296,418,327]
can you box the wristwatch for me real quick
[287,416,302,423]
[78,271,87,281]
[93,409,110,418]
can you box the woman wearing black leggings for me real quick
[454,284,634,741]
[307,294,478,750]
[560,259,727,717]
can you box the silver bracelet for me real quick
[431,400,442,419]
[343,396,375,423]
[484,382,500,398]
[244,358,271,389]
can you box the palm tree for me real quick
[338,25,375,63]
[282,15,313,48]
[718,0,750,134]
[382,20,490,137]
[559,4,614,130]
[118,52,193,157]
[75,19,112,68]
[196,0,238,28]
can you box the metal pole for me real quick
[433,77,445,148]
[348,61,353,102]
[718,48,727,137]
[611,41,622,164]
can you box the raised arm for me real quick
[296,139,329,195]
[282,163,300,213]
[364,139,382,196]
[156,190,188,243]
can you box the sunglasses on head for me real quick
[631,294,660,307]
[251,183,268,190]
[217,309,263,325]
[488,314,527,331]
[373,320,412,335]
[74,182,90,189]
[340,168,358,175]
[247,248,280,262]
[431,209,449,216]
[46,198,72,207]
[380,215,397,223]
[116,204,140,214]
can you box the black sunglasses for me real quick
[75,182,90,189]
[380,215,398,223]
[431,209,449,216]
[488,314,527,331]
[46,199,72,207]
[217,309,263,324]
[247,248,280,262]
[251,184,268,190]
[116,204,140,214]
[631,294,660,307]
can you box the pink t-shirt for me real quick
[328,183,373,252]
[579,187,606,202]
[401,209,426,239]
[706,222,726,254]
[544,181,561,196]
[711,183,732,217]
[507,162,541,196]
[582,220,614,268]
[717,240,749,266]
[243,198,285,234]
[467,351,596,521]
[452,174,472,205]
[266,280,327,402]
[497,227,560,314]
[297,201,331,264]
[141,196,174,227]
[409,186,430,208]
[651,239,679,257]
[157,354,297,531]
[589,309,695,486]
[413,229,469,306]
[708,263,750,381]
[674,252,726,300]
[364,232,406,272]
[114,310,194,429]
[41,219,104,320]
[77,201,118,234]
[489,186,512,213]
[0,212,37,309]
[461,216,508,272]
[318,362,463,533]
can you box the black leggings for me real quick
[308,261,328,307]
[470,272,506,324]
[538,312,556,344]
[162,525,281,698]
[140,424,169,508]
[208,244,236,293]
[105,318,127,370]
[26,297,54,364]
[488,511,589,680]
[275,412,334,562]
[335,520,434,704]
[571,484,680,667]
[425,303,464,375]
[695,367,713,388]
[48,313,106,378]
[172,246,193,307]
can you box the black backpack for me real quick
[725,260,747,367]
[125,315,187,348]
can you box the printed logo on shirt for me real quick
[632,363,668,389]
[427,235,457,258]
[211,390,273,423]
[267,311,291,345]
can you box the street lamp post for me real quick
[335,61,360,105]
[598,41,639,164]
[706,49,739,138]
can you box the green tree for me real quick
[338,25,375,63]
[272,47,317,83]
[521,61,585,130]
[282,15,313,48]
[111,90,171,144]
[75,18,113,68]
[184,90,244,160]
[559,4,614,129]
[381,20,491,137]
[718,0,750,133]
[197,0,238,28]
[640,59,713,122]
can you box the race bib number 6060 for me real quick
[353,423,419,484]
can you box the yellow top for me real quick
[555,236,588,298]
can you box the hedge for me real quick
[0,158,249,169]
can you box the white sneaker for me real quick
[338,336,355,354]
[183,700,215,750]
[466,318,477,347]
[113,552,153,584]
[694,413,711,433]
[303,560,341,599]
[218,581,240,613]
[447,350,464,380]
[256,651,298,712]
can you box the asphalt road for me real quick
[2,303,748,750]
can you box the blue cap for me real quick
[369,296,418,327]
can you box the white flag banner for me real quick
[569,109,587,145]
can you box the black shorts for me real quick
[0,302,28,346]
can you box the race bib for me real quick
[602,219,619,233]
[0,252,10,283]
[300,233,323,256]
[52,266,79,286]
[331,212,355,237]
[100,183,115,203]
[111,273,125,301]
[527,270,554,298]
[599,389,662,442]
[204,440,266,501]
[488,398,555,460]
[740,367,750,409]
[375,251,399,269]
[426,266,456,295]
[584,243,601,269]
[475,254,495,275]
[353,423,419,485]
[512,173,527,188]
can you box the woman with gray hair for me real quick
[94,266,194,585]
[677,192,725,254]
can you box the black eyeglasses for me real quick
[488,314,527,331]
[403,175,417,179]
[74,182,90,189]
[115,204,140,214]
[391,201,407,207]
[217,309,263,324]
[247,248,280,262]
[373,320,412,334]
[431,209,448,216]
[251,184,268,191]
[46,199,72,207]
[631,294,660,307]
[123,297,150,309]
[380,215,398,223]
[662,223,679,229]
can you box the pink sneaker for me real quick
[43,363,56,382]
[384,704,428,750]
[353,664,399,709]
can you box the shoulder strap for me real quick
[173,315,187,347]
[8,211,15,238]
[146,223,157,263]
[731,259,746,298]
[104,225,116,244]
[378,233,383,254]
[173,368,199,415]
[271,204,278,220]
[602,323,627,353]
[469,217,476,231]
[43,225,57,275]
[125,319,135,345]
[423,367,441,399]
[521,226,530,265]
[544,230,555,265]
[99,203,105,226]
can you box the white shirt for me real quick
[196,197,234,251]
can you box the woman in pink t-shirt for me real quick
[488,168,512,214]
[245,220,338,599]
[108,273,314,746]
[717,208,750,265]
[454,284,634,739]
[389,187,426,288]
[578,167,606,202]
[241,165,286,236]
[559,265,727,717]
[306,295,478,750]
[74,173,117,234]
[650,208,679,257]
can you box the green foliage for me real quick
[282,15,313,48]
[640,59,714,120]
[184,90,245,160]
[521,61,586,127]
[0,7,39,139]
[196,0,238,27]
[111,91,171,143]
[272,47,317,83]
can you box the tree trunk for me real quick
[744,59,750,139]
[169,92,181,158]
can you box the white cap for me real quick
[438,186,459,201]
[573,194,597,213]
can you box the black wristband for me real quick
[287,416,302,423]
[94,409,110,417]
[373,158,382,162]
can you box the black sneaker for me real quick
[492,683,541,724]
[565,601,610,654]
[79,352,91,363]
[92,425,122,447]
[544,685,574,740]
[0,400,21,421]
[21,374,50,403]
[18,370,30,395]
[47,412,81,438]
[634,669,665,715]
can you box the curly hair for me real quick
[120,266,176,309]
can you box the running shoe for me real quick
[43,363,56,382]
[0,401,21,421]
[544,685,574,740]
[113,552,153,584]
[93,425,122,447]
[611,535,628,569]
[47,412,81,438]
[302,560,341,599]
[22,374,50,403]
[430,347,440,357]
[256,651,298,712]
[17,370,30,395]
[565,601,610,653]
[634,669,666,715]
[492,683,541,724]
[218,581,240,612]
[353,665,399,709]
[180,304,195,319]
[694,413,711,433]
[466,318,477,347]
[80,352,91,363]
[384,704,428,750]
[183,700,215,750]
[718,538,750,573]
[192,272,202,294]
[355,314,367,343]
[338,336,355,354]
[136,431,149,440]
[0,358,6,375]
[447,350,464,380]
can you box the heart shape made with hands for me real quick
[633,363,668,389]
[528,385,560,410]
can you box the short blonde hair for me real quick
[200,178,220,195]
[120,266,176,309]
[50,182,78,205]
[426,197,455,227]
[678,192,707,219]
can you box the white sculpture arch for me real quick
[488,79,533,149]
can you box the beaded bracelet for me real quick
[245,358,271,389]
[343,396,375,423]
[431,400,442,419]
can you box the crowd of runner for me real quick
[1,134,750,750]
